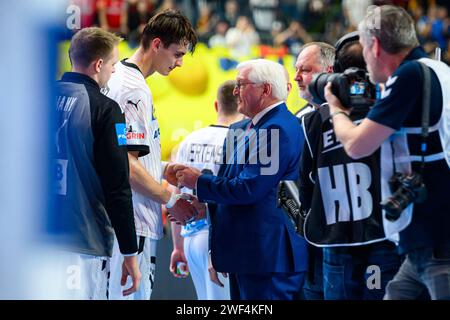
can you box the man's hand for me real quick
[170,249,189,278]
[121,255,141,296]
[167,197,196,225]
[208,252,228,287]
[174,165,202,189]
[191,196,207,220]
[164,163,180,186]
[324,82,351,115]
[179,193,207,220]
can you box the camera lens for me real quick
[309,73,350,107]
[309,73,330,102]
[381,189,412,221]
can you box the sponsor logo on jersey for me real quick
[126,124,145,140]
[115,123,127,145]
[127,132,145,140]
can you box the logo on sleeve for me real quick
[151,104,157,121]
[385,76,397,88]
[127,124,145,140]
[126,99,141,110]
[115,123,127,146]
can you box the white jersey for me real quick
[176,124,229,183]
[176,125,229,237]
[106,60,163,239]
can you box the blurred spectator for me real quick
[179,0,200,29]
[274,20,312,56]
[97,0,128,35]
[342,0,373,31]
[196,3,218,43]
[126,0,156,47]
[296,0,310,22]
[279,0,300,21]
[413,4,431,43]
[302,0,331,38]
[373,0,407,7]
[444,39,450,65]
[70,0,99,29]
[225,15,259,58]
[208,19,230,48]
[249,0,280,44]
[430,6,449,49]
[270,20,286,46]
[323,16,347,45]
[222,0,241,27]
[422,40,439,58]
[411,3,450,65]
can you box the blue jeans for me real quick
[323,241,401,300]
[385,244,450,300]
[303,246,324,300]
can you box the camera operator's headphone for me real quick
[333,31,360,72]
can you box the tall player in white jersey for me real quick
[105,9,198,300]
[169,81,244,299]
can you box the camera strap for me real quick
[389,62,431,175]
[419,62,431,175]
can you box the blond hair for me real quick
[69,27,122,68]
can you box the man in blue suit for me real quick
[171,59,308,300]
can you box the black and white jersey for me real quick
[53,72,137,257]
[107,61,163,240]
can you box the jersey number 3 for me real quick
[55,159,68,195]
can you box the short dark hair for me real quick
[69,27,121,68]
[217,80,238,116]
[335,41,366,72]
[141,9,198,53]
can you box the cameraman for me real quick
[326,5,450,300]
[299,33,401,300]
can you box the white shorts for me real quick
[108,235,157,300]
[184,230,230,300]
[57,251,108,300]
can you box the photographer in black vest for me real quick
[299,31,401,300]
[325,5,450,300]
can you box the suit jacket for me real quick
[197,103,308,274]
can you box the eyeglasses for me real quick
[235,81,257,90]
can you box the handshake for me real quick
[163,164,204,226]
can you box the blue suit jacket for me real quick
[197,103,308,274]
